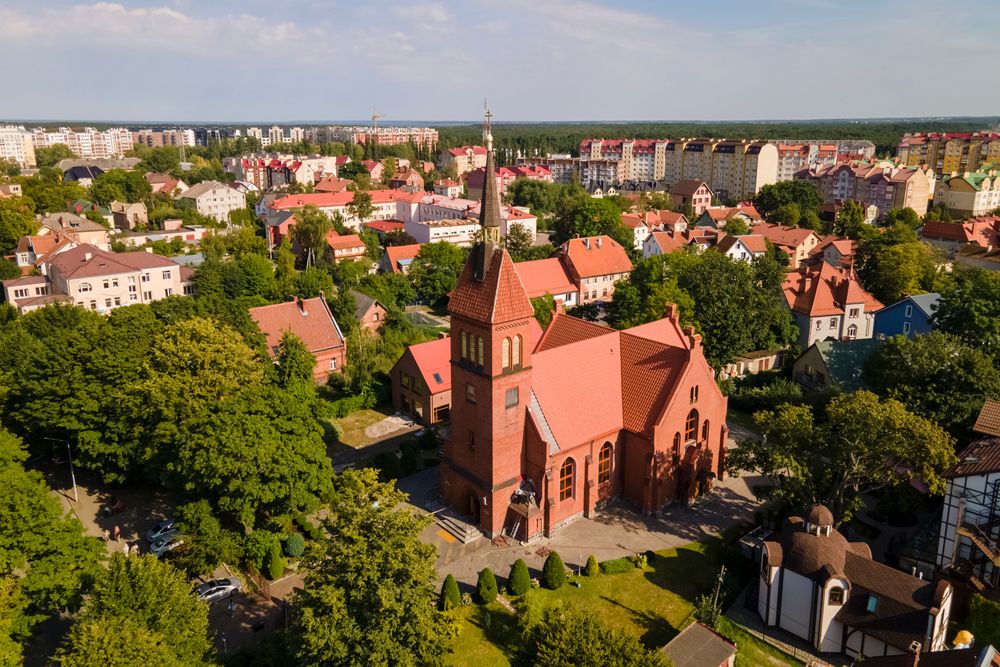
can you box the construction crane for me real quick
[372,108,386,129]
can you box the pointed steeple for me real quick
[474,108,501,281]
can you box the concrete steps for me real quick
[438,513,483,544]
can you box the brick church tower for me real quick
[439,111,536,537]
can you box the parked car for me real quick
[150,535,184,558]
[195,578,242,604]
[146,519,176,543]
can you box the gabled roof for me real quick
[249,297,345,356]
[405,336,452,394]
[175,181,238,200]
[513,258,575,299]
[327,232,365,251]
[671,179,710,196]
[366,220,404,233]
[446,146,488,157]
[313,176,353,193]
[349,290,383,320]
[47,244,178,279]
[620,331,688,433]
[754,223,819,250]
[556,236,633,278]
[740,234,768,253]
[783,262,883,316]
[449,247,534,325]
[660,622,737,667]
[920,218,1000,245]
[973,399,1000,438]
[945,438,1000,479]
[39,212,106,234]
[535,311,614,353]
[812,339,882,391]
[384,244,421,274]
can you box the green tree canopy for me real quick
[0,196,39,255]
[931,266,1000,363]
[752,180,822,219]
[34,144,77,168]
[505,221,535,261]
[290,204,333,268]
[551,196,631,249]
[89,169,152,207]
[409,241,468,301]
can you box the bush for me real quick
[308,528,321,540]
[477,568,498,604]
[542,552,566,590]
[244,530,279,572]
[585,555,599,577]
[293,515,305,526]
[400,446,419,476]
[303,521,315,533]
[695,594,720,629]
[265,542,284,580]
[599,558,633,575]
[284,532,305,558]
[439,574,461,611]
[373,450,402,481]
[969,594,1000,650]
[508,558,530,595]
[419,429,440,450]
[635,554,647,569]
[728,378,804,413]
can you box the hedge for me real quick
[439,574,461,611]
[508,558,530,595]
[477,568,498,604]
[599,558,633,575]
[284,532,305,558]
[543,552,566,590]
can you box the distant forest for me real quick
[436,119,1000,166]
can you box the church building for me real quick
[435,114,728,541]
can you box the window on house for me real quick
[690,386,699,404]
[598,443,612,483]
[466,384,476,403]
[512,335,521,368]
[866,595,878,613]
[143,291,152,301]
[849,308,859,318]
[903,322,910,334]
[414,401,423,419]
[477,337,484,366]
[104,298,111,308]
[815,320,822,331]
[848,324,858,338]
[142,273,150,282]
[89,300,97,310]
[114,297,121,306]
[829,318,838,329]
[829,587,844,605]
[468,430,475,449]
[685,409,699,442]
[413,377,424,394]
[329,359,337,370]
[702,420,709,440]
[128,276,135,284]
[79,282,92,293]
[559,459,574,501]
[505,387,519,409]
[103,280,109,289]
[905,305,913,318]
[401,372,410,389]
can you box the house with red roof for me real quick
[390,334,453,426]
[361,160,384,182]
[144,172,188,195]
[809,236,858,270]
[754,223,822,265]
[313,176,353,193]
[249,296,346,383]
[554,236,633,305]
[622,210,690,250]
[918,216,1000,254]
[465,166,553,201]
[671,179,713,215]
[325,231,366,263]
[379,244,421,274]
[434,179,461,197]
[438,145,488,176]
[715,234,767,262]
[512,257,578,306]
[389,168,424,191]
[641,228,720,259]
[783,261,884,348]
[364,219,405,239]
[695,206,761,230]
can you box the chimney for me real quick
[682,325,702,350]
[297,297,308,315]
[663,303,680,324]
[84,252,92,260]
[596,237,603,249]
[584,238,590,249]
[908,640,921,667]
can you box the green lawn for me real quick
[331,407,395,449]
[443,529,802,666]
[715,618,805,667]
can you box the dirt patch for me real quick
[335,408,398,448]
[365,414,415,439]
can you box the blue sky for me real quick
[1,0,997,123]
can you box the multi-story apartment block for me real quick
[0,125,36,168]
[709,141,778,202]
[775,144,837,182]
[132,129,195,147]
[769,139,874,160]
[289,127,304,143]
[580,139,668,181]
[268,126,286,146]
[335,126,438,148]
[465,165,553,200]
[438,146,488,175]
[31,127,133,159]
[2,244,193,314]
[933,169,1000,218]
[515,155,622,184]
[222,153,335,189]
[247,127,264,142]
[174,181,245,223]
[794,161,935,217]
[898,133,1000,175]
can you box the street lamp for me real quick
[222,633,227,658]
[45,437,78,503]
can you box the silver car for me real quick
[146,519,176,543]
[195,577,242,603]
[150,534,184,558]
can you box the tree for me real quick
[274,237,297,299]
[174,499,244,578]
[52,616,189,667]
[833,201,877,241]
[0,196,39,255]
[508,559,531,595]
[770,202,800,227]
[238,253,275,297]
[295,266,336,299]
[505,222,534,260]
[542,552,566,590]
[0,260,20,281]
[531,293,556,328]
[722,217,749,236]
[34,144,77,168]
[55,553,215,667]
[798,210,823,232]
[725,392,957,525]
[752,180,822,219]
[295,469,450,665]
[551,197,630,249]
[409,241,467,301]
[855,241,933,305]
[514,607,670,667]
[439,574,461,611]
[346,188,375,227]
[476,568,498,604]
[285,532,306,558]
[290,205,333,268]
[227,226,268,259]
[382,229,418,247]
[265,541,284,580]
[864,332,1000,443]
[277,330,317,398]
[89,169,152,207]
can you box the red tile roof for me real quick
[446,146,488,157]
[313,177,353,193]
[407,336,452,393]
[619,333,686,434]
[973,399,1000,437]
[513,258,575,299]
[449,247,535,324]
[366,220,404,233]
[783,262,883,316]
[739,234,768,253]
[557,236,633,279]
[249,297,345,356]
[48,244,177,279]
[269,190,401,211]
[920,217,1000,245]
[384,244,421,273]
[327,232,365,251]
[535,311,615,353]
[810,236,857,259]
[754,223,819,251]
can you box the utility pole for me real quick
[45,437,78,503]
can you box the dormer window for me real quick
[866,595,878,613]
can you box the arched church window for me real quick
[559,459,574,501]
[502,337,510,369]
[512,335,522,368]
[598,443,611,483]
[477,337,484,367]
[461,331,467,360]
[685,409,699,442]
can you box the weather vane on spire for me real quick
[483,99,493,151]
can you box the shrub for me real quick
[293,515,305,526]
[400,446,419,476]
[303,521,315,532]
[308,528,320,540]
[635,554,647,569]
[599,558,633,575]
[477,568,498,604]
[695,594,720,629]
[284,532,305,558]
[542,552,566,590]
[439,574,461,611]
[244,530,279,572]
[508,558,530,595]
[419,429,440,450]
[265,542,284,580]
[968,595,1000,650]
[585,555,599,577]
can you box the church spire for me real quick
[474,106,502,281]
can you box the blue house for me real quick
[872,293,939,340]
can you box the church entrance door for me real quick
[469,494,480,525]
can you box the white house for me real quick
[715,234,767,262]
[174,181,245,223]
[759,505,952,660]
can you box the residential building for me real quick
[775,143,838,182]
[361,160,384,182]
[393,191,538,240]
[757,504,952,659]
[325,231,366,263]
[174,181,244,223]
[263,190,403,243]
[249,297,346,383]
[512,257,578,307]
[791,339,880,392]
[861,646,1000,667]
[289,127,304,143]
[465,165,553,201]
[720,349,789,379]
[0,125,36,168]
[642,228,720,259]
[31,127,132,158]
[808,237,857,270]
[671,179,714,216]
[110,201,148,230]
[336,126,437,148]
[873,293,939,340]
[795,161,935,217]
[33,212,110,250]
[350,290,387,334]
[62,165,103,188]
[404,218,479,247]
[434,179,462,197]
[660,622,737,667]
[956,243,1000,272]
[246,127,263,142]
[695,205,762,230]
[918,216,1000,254]
[554,236,633,305]
[379,244,421,275]
[783,261,883,348]
[389,168,424,190]
[268,125,286,145]
[708,141,778,202]
[515,154,623,185]
[580,139,669,181]
[144,172,188,195]
[620,212,650,250]
[391,335,452,426]
[313,176,353,193]
[113,224,217,249]
[438,146,488,176]
[933,168,1000,218]
[898,133,1000,174]
[3,244,193,313]
[0,184,22,198]
[715,234,767,261]
[770,139,875,160]
[222,153,336,189]
[132,129,195,147]
[754,223,821,265]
